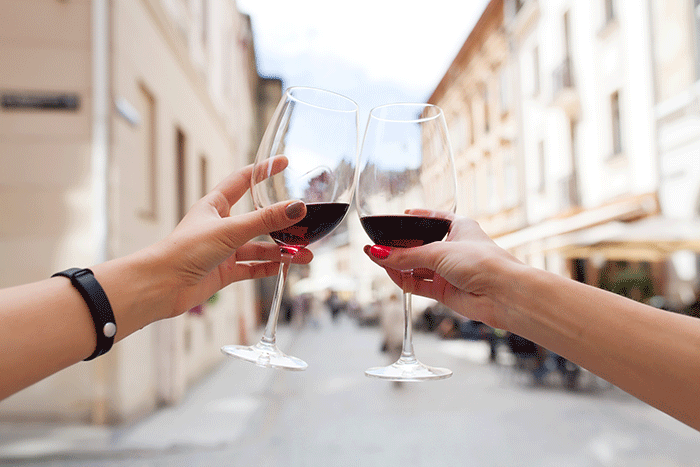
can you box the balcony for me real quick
[551,57,580,119]
[509,0,539,38]
[557,173,581,212]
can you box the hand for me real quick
[152,156,312,319]
[363,210,523,329]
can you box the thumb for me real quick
[227,200,306,246]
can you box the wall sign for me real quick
[1,92,80,111]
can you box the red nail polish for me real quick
[370,245,391,260]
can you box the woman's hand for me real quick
[364,211,700,432]
[0,157,313,398]
[363,210,523,329]
[152,156,312,319]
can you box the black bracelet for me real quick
[52,268,117,360]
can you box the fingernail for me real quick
[285,201,305,219]
[369,245,391,260]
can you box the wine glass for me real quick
[357,103,457,381]
[222,87,359,370]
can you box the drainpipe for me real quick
[91,0,111,425]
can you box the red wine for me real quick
[270,202,349,249]
[360,215,451,248]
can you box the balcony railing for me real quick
[510,0,540,38]
[551,56,580,118]
[552,57,574,97]
[557,174,581,211]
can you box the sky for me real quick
[236,0,490,123]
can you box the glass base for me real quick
[365,357,452,381]
[221,341,308,371]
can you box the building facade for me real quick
[429,0,525,240]
[0,0,261,423]
[649,0,700,307]
[429,0,700,311]
[500,0,660,279]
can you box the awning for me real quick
[493,193,659,251]
[553,217,700,261]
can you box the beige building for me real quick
[648,0,700,307]
[499,0,661,281]
[428,0,700,309]
[429,0,526,241]
[0,0,263,423]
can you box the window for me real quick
[568,119,581,206]
[176,128,187,222]
[467,100,475,145]
[604,0,616,25]
[532,46,541,96]
[201,0,208,49]
[469,164,479,216]
[694,0,700,79]
[475,160,490,215]
[199,155,208,198]
[138,83,157,220]
[450,113,467,153]
[486,153,498,213]
[564,11,572,59]
[611,91,622,156]
[555,11,575,91]
[457,167,468,215]
[499,65,511,115]
[503,148,518,207]
[537,140,546,193]
[223,27,233,98]
[483,85,490,134]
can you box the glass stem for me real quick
[261,249,293,346]
[400,269,416,363]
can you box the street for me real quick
[2,312,700,466]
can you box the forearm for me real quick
[0,248,171,400]
[498,263,700,429]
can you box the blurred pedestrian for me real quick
[326,290,344,323]
[291,293,310,328]
[379,292,404,388]
[380,293,404,359]
[308,295,324,329]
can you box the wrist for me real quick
[486,256,534,332]
[90,246,175,342]
[493,260,573,338]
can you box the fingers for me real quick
[362,243,441,273]
[290,248,314,264]
[218,260,286,286]
[251,155,288,187]
[224,200,307,248]
[382,266,448,304]
[213,243,312,290]
[208,156,289,216]
[235,241,313,264]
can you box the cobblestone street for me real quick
[2,313,700,466]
